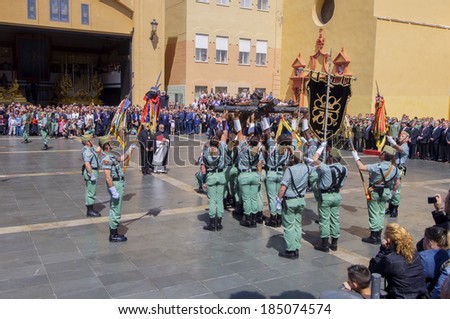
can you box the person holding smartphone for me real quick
[416,191,450,251]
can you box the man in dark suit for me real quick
[438,121,449,162]
[363,121,374,150]
[417,121,432,159]
[429,120,442,161]
[407,120,420,159]
[137,124,154,175]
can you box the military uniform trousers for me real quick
[367,188,390,232]
[51,122,58,136]
[84,169,99,206]
[41,129,48,146]
[23,124,30,141]
[109,180,125,230]
[206,171,226,218]
[388,171,404,206]
[265,170,283,216]
[257,170,266,213]
[238,171,260,216]
[224,166,239,204]
[318,192,341,238]
[282,197,306,252]
[195,171,203,190]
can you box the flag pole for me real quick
[323,48,332,159]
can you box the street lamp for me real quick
[150,19,158,40]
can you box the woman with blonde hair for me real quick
[369,223,428,298]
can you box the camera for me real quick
[427,196,437,204]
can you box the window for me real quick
[81,4,89,25]
[28,0,36,20]
[239,39,251,65]
[215,36,228,64]
[195,34,208,62]
[195,86,208,99]
[50,0,69,22]
[196,0,209,3]
[256,40,268,66]
[238,87,250,97]
[216,0,229,5]
[240,0,252,9]
[215,86,227,94]
[257,0,269,11]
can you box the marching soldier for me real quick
[385,131,410,217]
[21,108,31,144]
[276,150,315,259]
[98,135,136,242]
[201,131,228,231]
[352,145,400,244]
[40,111,51,150]
[264,132,292,228]
[311,145,348,252]
[81,134,101,218]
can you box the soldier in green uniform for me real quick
[98,135,136,242]
[236,119,264,228]
[201,131,228,231]
[224,134,239,208]
[385,131,410,218]
[276,150,315,259]
[21,108,31,144]
[352,145,400,244]
[81,134,101,217]
[40,111,51,150]
[264,132,291,227]
[311,145,348,252]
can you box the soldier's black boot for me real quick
[385,203,393,215]
[362,231,379,245]
[239,214,252,227]
[330,237,338,251]
[41,144,48,150]
[250,214,257,228]
[265,214,277,227]
[109,228,127,242]
[234,204,243,216]
[390,206,398,218]
[203,218,216,231]
[276,214,282,227]
[256,211,264,224]
[278,250,299,259]
[216,218,223,231]
[314,237,330,252]
[86,205,101,217]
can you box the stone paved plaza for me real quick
[0,135,449,299]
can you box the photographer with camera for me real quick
[416,191,450,251]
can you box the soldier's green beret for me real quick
[329,147,342,160]
[383,145,396,156]
[98,135,111,146]
[81,134,93,143]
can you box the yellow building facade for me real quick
[165,0,283,105]
[281,0,450,119]
[0,0,164,106]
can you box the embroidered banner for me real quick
[307,77,351,140]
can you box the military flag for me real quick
[372,94,389,150]
[307,77,351,141]
[110,97,131,148]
